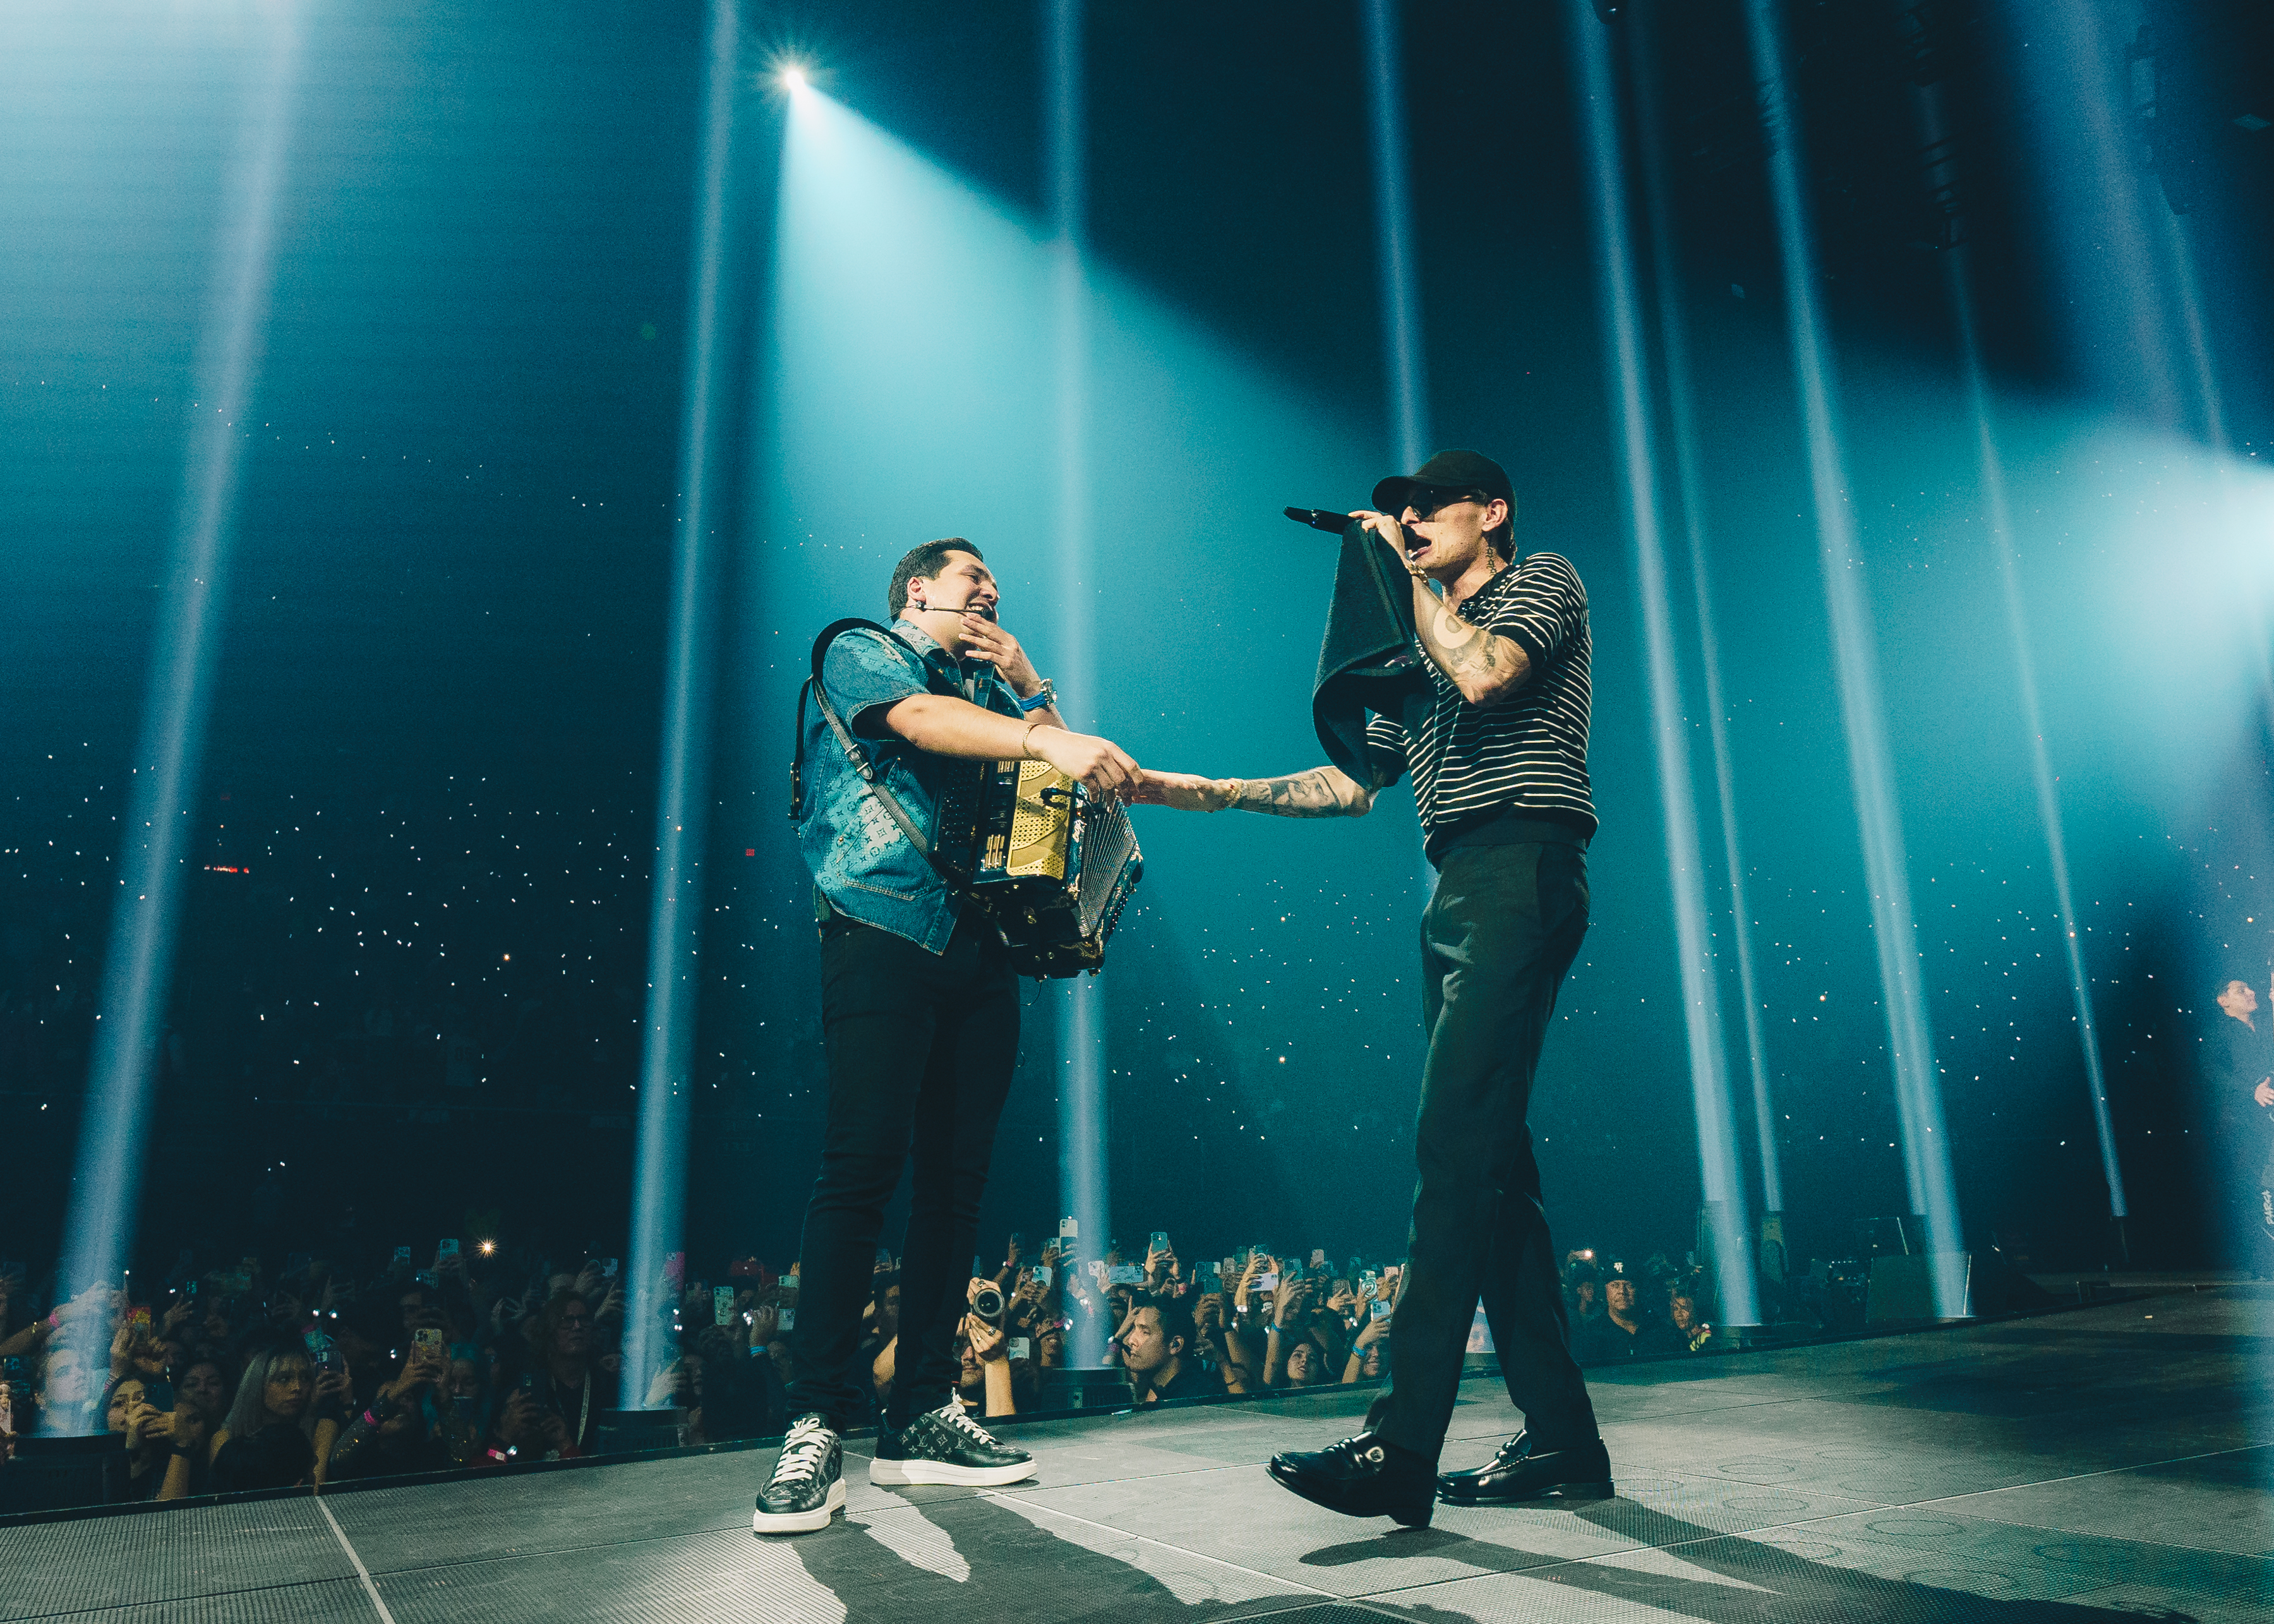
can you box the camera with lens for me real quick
[971,1281,1006,1327]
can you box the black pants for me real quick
[1366,840,1601,1465]
[786,910,1020,1432]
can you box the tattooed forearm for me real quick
[1230,766,1372,819]
[1412,586,1531,702]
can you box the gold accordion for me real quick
[934,757,1143,978]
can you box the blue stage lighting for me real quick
[1745,0,1966,1315]
[1946,259,2131,1237]
[760,80,1384,1302]
[1363,0,1429,474]
[51,8,304,1415]
[1628,1,1783,1217]
[1568,0,1757,1326]
[626,0,743,1404]
[1996,0,2185,433]
[1046,0,1112,1367]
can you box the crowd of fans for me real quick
[0,1224,1726,1507]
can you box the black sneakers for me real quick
[754,1414,846,1534]
[870,1403,1038,1487]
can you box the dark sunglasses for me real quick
[1403,489,1485,521]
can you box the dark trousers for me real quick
[786,910,1020,1432]
[1366,841,1600,1465]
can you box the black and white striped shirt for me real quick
[1364,551,1596,859]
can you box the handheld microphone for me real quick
[1284,507,1351,534]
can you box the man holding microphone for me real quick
[1138,450,1613,1526]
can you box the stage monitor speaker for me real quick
[596,1407,685,1453]
[1969,1252,2057,1317]
[1039,1366,1132,1412]
[1865,1252,1973,1321]
[0,1432,128,1513]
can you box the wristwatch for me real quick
[1018,678,1057,714]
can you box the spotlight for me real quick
[780,64,808,93]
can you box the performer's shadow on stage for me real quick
[1295,1496,2211,1623]
[771,1483,2208,1623]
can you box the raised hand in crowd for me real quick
[1343,1296,1392,1383]
[117,1390,164,1452]
[960,1278,1015,1419]
[1233,1252,1268,1316]
[1264,1274,1316,1387]
[149,1397,207,1459]
[490,1294,526,1338]
[1145,1241,1179,1292]
[107,1315,142,1380]
[152,1400,213,1501]
[385,1336,447,1406]
[313,1353,354,1416]
[496,1385,566,1458]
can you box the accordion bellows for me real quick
[935,757,1143,978]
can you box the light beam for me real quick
[1362,0,1429,472]
[1047,0,1112,1367]
[1947,255,2129,1236]
[1744,0,1966,1314]
[1567,0,1757,1326]
[52,5,304,1398]
[626,0,742,1402]
[1628,0,1782,1218]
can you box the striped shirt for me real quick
[1364,551,1596,859]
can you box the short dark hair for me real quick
[888,539,983,619]
[1139,1291,1194,1357]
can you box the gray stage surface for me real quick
[6,1286,2269,1623]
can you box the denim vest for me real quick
[797,620,1026,953]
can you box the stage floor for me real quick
[7,1286,2270,1623]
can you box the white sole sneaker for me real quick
[870,1454,1038,1488]
[753,1476,846,1534]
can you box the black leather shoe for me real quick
[1437,1428,1537,1496]
[1266,1431,1435,1527]
[1437,1431,1613,1504]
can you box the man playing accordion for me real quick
[755,539,1140,1534]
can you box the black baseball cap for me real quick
[1373,448,1516,519]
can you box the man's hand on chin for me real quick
[957,613,1040,693]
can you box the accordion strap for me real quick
[792,618,974,898]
